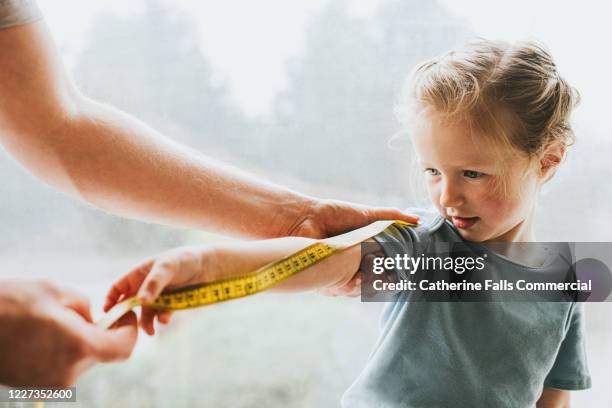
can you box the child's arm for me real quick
[105,237,378,334]
[535,388,570,408]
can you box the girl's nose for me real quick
[439,181,464,208]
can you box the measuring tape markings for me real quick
[154,241,336,309]
[99,220,415,329]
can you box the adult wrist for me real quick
[278,194,320,238]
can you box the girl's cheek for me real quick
[481,190,520,220]
[426,178,442,196]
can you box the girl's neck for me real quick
[482,206,553,268]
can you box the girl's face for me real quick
[411,113,541,243]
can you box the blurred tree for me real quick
[74,0,250,153]
[268,0,470,200]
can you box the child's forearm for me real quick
[207,238,363,292]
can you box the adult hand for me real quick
[0,278,138,387]
[287,200,416,297]
[287,198,419,239]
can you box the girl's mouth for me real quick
[451,216,480,229]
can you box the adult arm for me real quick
[0,278,137,387]
[0,20,417,239]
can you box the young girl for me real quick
[105,39,590,407]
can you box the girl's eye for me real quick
[464,170,484,179]
[424,168,440,176]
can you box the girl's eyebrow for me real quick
[419,161,495,168]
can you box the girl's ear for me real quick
[538,140,566,183]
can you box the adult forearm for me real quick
[36,98,312,238]
[0,21,310,238]
[1,21,418,241]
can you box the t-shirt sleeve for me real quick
[372,224,417,280]
[543,303,592,390]
[0,0,42,29]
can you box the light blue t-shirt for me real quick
[0,0,41,29]
[342,208,590,408]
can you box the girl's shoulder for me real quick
[376,207,462,252]
[404,207,451,234]
[399,206,464,245]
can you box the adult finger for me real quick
[316,200,421,237]
[363,206,420,225]
[104,260,153,312]
[56,286,93,323]
[157,310,173,325]
[137,259,176,304]
[88,311,138,362]
[30,280,91,321]
[359,253,383,276]
[358,253,385,298]
[140,306,157,336]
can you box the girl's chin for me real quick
[454,225,488,242]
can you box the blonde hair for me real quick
[400,39,579,197]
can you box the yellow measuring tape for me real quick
[99,220,415,329]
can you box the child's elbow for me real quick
[536,388,571,408]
